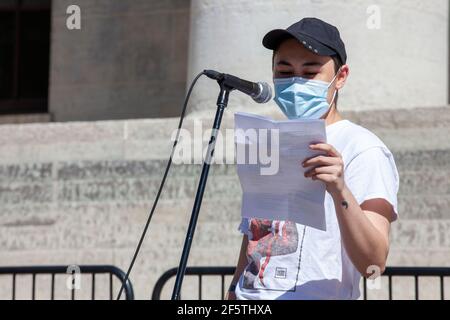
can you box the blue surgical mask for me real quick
[273,71,339,120]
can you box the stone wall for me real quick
[49,0,191,121]
[1,0,449,300]
[0,106,449,299]
[47,0,449,122]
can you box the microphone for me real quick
[203,70,272,103]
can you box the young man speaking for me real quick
[228,17,399,300]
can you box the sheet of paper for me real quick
[234,112,328,231]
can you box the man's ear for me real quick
[336,64,349,90]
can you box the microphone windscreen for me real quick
[253,82,273,104]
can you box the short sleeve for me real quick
[344,146,400,220]
[238,217,249,235]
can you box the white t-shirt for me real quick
[235,119,400,300]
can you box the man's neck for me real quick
[324,105,343,126]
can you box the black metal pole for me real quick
[171,82,231,300]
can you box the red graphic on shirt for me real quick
[243,218,299,289]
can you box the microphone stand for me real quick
[171,79,233,300]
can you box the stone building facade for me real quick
[0,0,449,299]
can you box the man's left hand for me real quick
[302,143,346,195]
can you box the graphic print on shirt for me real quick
[243,218,306,291]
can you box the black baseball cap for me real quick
[262,17,347,65]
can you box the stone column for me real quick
[49,0,190,121]
[187,0,449,116]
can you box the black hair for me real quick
[331,55,343,108]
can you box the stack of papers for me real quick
[234,112,328,231]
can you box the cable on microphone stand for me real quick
[116,71,206,300]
